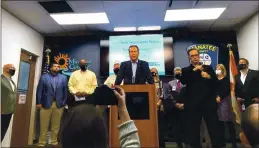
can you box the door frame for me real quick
[10,49,39,146]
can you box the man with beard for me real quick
[36,62,68,147]
[104,61,123,87]
[68,59,98,105]
[1,64,17,142]
[175,48,224,148]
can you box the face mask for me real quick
[216,70,222,75]
[113,68,119,75]
[79,65,87,71]
[8,69,15,76]
[151,72,156,77]
[238,64,246,70]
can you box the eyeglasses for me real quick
[190,54,199,58]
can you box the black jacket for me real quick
[235,69,259,107]
[176,64,218,110]
[115,60,154,85]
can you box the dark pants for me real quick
[185,108,224,148]
[174,111,185,148]
[1,114,12,142]
[219,121,237,146]
[158,110,165,148]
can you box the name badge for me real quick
[172,86,177,91]
[74,95,86,102]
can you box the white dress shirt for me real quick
[240,70,248,84]
[131,60,138,83]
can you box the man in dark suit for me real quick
[115,45,154,85]
[175,48,224,148]
[235,58,259,108]
[1,64,17,142]
[167,67,186,148]
[36,62,68,147]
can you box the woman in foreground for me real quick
[59,86,140,148]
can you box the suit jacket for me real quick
[235,69,259,107]
[168,79,186,104]
[1,75,17,114]
[176,64,218,110]
[36,73,68,108]
[115,60,154,85]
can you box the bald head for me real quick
[242,104,259,146]
[79,59,87,71]
[3,64,16,77]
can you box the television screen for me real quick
[100,34,174,76]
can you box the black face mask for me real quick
[8,69,15,76]
[79,65,87,71]
[151,72,156,77]
[238,64,247,70]
[113,68,119,75]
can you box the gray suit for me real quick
[1,74,17,114]
[1,74,17,141]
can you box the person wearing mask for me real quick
[104,61,123,87]
[150,67,165,148]
[36,62,68,147]
[115,45,154,85]
[59,86,140,148]
[175,48,224,148]
[1,64,17,142]
[167,67,185,148]
[215,64,237,148]
[235,58,259,109]
[68,59,98,106]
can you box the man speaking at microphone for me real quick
[175,48,224,148]
[115,45,154,85]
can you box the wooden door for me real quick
[11,50,37,147]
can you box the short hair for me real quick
[216,64,227,77]
[50,61,59,68]
[239,58,249,65]
[187,48,199,56]
[59,104,108,148]
[128,45,139,52]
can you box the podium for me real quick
[109,85,158,147]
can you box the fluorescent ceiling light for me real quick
[50,12,109,25]
[138,26,161,31]
[164,8,226,21]
[114,27,136,32]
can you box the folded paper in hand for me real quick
[74,95,86,101]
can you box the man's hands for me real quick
[36,104,42,109]
[201,71,211,79]
[252,98,259,103]
[193,65,203,71]
[216,96,221,103]
[176,103,184,110]
[237,97,244,103]
[75,92,88,97]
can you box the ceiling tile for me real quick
[220,4,258,19]
[62,25,88,33]
[168,1,198,9]
[162,22,189,29]
[2,1,64,34]
[67,1,105,13]
[210,18,244,31]
[187,20,215,30]
[195,1,234,8]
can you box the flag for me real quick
[229,46,242,124]
[229,44,250,147]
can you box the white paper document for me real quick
[74,95,86,101]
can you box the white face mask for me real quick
[216,70,222,75]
